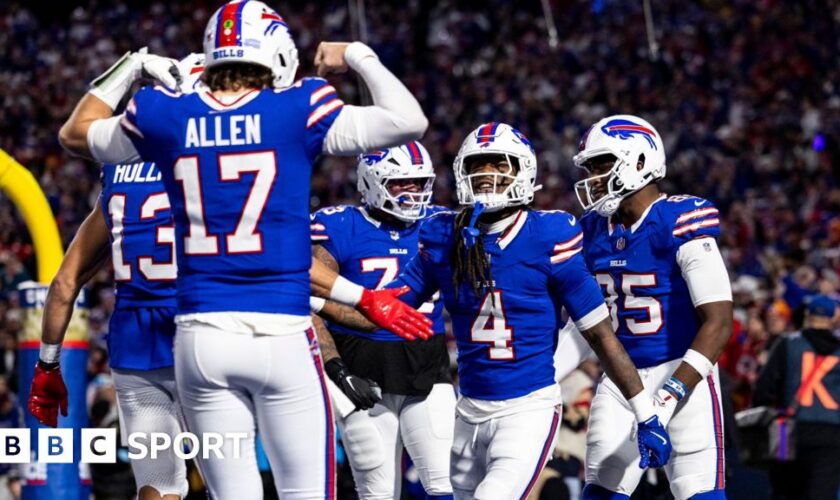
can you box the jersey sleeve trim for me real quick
[550,232,583,264]
[672,206,720,236]
[573,303,609,331]
[307,98,344,128]
[310,221,329,241]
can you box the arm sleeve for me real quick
[386,251,439,308]
[87,115,141,164]
[322,42,428,156]
[676,237,733,306]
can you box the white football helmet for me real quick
[177,53,205,93]
[203,0,299,88]
[357,142,436,222]
[454,122,539,212]
[573,114,666,217]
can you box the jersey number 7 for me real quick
[174,151,276,255]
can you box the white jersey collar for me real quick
[198,89,261,111]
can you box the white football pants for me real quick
[450,406,560,500]
[336,383,456,499]
[113,367,188,498]
[174,323,334,500]
[585,359,726,499]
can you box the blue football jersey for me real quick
[310,205,446,342]
[580,194,721,368]
[120,78,344,315]
[100,162,177,369]
[100,162,177,308]
[392,210,606,400]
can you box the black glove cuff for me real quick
[324,358,349,383]
[37,360,60,371]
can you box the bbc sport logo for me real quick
[0,429,247,463]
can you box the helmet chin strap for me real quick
[461,202,486,250]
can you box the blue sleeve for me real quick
[310,209,343,262]
[301,78,345,161]
[387,250,439,308]
[546,215,606,323]
[668,197,721,246]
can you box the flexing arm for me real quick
[58,50,179,161]
[316,42,428,155]
[42,202,111,346]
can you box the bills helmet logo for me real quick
[578,125,594,152]
[600,119,658,149]
[511,128,535,153]
[361,150,388,166]
[262,11,287,36]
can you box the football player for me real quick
[574,115,733,499]
[321,123,673,500]
[28,55,204,500]
[53,1,433,497]
[310,142,455,499]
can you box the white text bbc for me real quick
[0,429,247,463]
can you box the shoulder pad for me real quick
[419,210,456,244]
[533,210,584,262]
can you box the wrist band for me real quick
[663,376,688,401]
[683,349,714,379]
[309,296,326,314]
[40,343,61,364]
[628,391,654,423]
[329,275,364,306]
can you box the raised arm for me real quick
[315,42,428,155]
[58,50,179,161]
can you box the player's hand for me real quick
[356,287,433,341]
[652,388,679,427]
[90,47,181,109]
[135,49,182,90]
[28,362,68,428]
[637,415,672,469]
[325,358,381,411]
[314,42,351,77]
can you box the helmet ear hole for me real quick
[637,154,646,172]
[278,54,286,68]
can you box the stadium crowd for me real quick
[0,0,838,497]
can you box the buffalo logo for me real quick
[511,128,535,153]
[262,11,287,36]
[600,119,658,150]
[361,150,388,166]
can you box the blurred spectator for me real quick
[754,295,840,500]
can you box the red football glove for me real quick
[28,363,68,428]
[357,287,433,341]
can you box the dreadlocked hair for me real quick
[451,206,495,300]
[202,63,273,92]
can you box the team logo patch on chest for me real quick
[616,237,626,250]
[390,231,400,241]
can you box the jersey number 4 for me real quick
[471,291,514,360]
[596,273,663,335]
[108,193,176,281]
[174,151,276,255]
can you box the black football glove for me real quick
[325,358,382,411]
